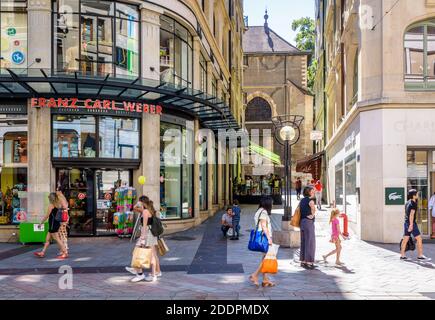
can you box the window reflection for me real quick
[404,21,435,88]
[53,115,96,158]
[99,117,139,159]
[0,113,28,226]
[0,2,27,70]
[160,122,193,220]
[160,15,193,87]
[54,0,139,77]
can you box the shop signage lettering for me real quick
[30,98,163,115]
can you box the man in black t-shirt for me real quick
[400,189,431,261]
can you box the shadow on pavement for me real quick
[366,241,435,269]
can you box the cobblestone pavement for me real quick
[0,200,434,300]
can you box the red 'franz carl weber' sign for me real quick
[30,98,163,115]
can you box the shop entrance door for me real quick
[57,168,131,236]
[407,150,430,237]
[58,168,95,236]
[95,170,131,236]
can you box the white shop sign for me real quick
[310,131,324,141]
[34,224,45,232]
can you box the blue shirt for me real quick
[232,205,241,223]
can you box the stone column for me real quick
[0,138,3,165]
[28,1,51,68]
[217,139,224,208]
[192,36,202,91]
[140,3,163,79]
[217,80,223,100]
[225,148,230,207]
[207,130,214,217]
[133,4,163,208]
[207,62,214,95]
[27,1,55,217]
[193,120,202,225]
[28,107,54,196]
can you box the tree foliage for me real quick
[292,17,317,93]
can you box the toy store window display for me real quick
[0,183,28,225]
[0,132,28,225]
[113,184,137,238]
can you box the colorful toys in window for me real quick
[114,186,137,238]
[12,208,27,224]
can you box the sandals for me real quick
[262,281,276,288]
[33,252,45,258]
[57,253,69,260]
[249,275,260,287]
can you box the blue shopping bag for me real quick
[248,215,269,253]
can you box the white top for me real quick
[430,195,435,217]
[254,208,272,236]
[429,195,435,208]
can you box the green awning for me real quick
[249,142,281,165]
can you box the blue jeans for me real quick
[232,222,240,237]
[221,225,230,236]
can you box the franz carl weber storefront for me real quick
[0,88,237,241]
[44,97,162,237]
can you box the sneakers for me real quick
[144,274,158,282]
[130,274,145,283]
[156,272,162,277]
[229,237,239,240]
[400,256,409,261]
[125,267,138,275]
[417,256,432,262]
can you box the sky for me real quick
[243,0,315,46]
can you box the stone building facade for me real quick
[314,0,435,242]
[0,0,244,241]
[242,12,314,182]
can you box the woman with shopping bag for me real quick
[127,200,161,283]
[248,197,276,288]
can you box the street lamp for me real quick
[272,115,304,221]
[279,126,296,142]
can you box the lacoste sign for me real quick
[385,188,405,205]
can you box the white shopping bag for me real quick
[266,244,280,258]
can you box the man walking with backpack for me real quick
[400,189,431,262]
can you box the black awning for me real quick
[0,68,240,131]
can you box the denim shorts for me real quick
[404,223,421,237]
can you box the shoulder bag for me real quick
[248,210,270,253]
[290,205,301,228]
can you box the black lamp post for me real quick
[272,115,304,221]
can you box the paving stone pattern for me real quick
[0,200,434,300]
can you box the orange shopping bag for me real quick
[260,244,279,274]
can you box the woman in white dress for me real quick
[249,197,275,287]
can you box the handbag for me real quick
[290,205,301,228]
[131,246,152,269]
[248,210,269,253]
[400,236,416,252]
[61,209,69,223]
[157,238,169,256]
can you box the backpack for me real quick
[150,216,164,237]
